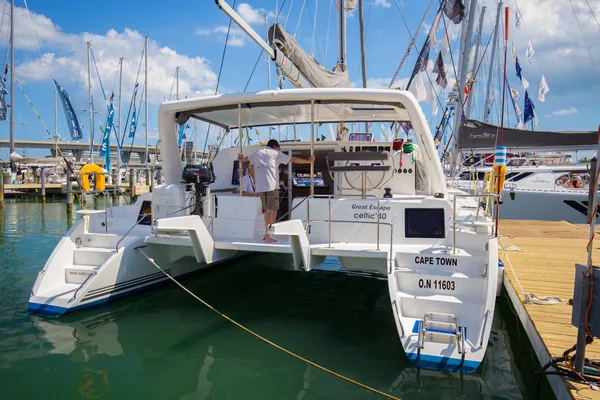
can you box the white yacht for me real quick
[454,161,597,223]
[29,88,499,372]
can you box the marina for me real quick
[1,0,600,398]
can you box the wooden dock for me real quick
[500,220,600,400]
[3,183,150,197]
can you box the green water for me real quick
[0,199,552,399]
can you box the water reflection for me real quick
[0,200,534,400]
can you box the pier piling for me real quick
[129,168,135,203]
[0,169,4,206]
[150,166,154,192]
[40,167,46,202]
[66,167,73,212]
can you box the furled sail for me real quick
[457,119,598,150]
[268,23,350,88]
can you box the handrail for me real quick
[116,213,148,251]
[70,271,97,302]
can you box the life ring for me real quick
[78,163,106,192]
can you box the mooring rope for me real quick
[136,248,401,400]
[499,237,562,305]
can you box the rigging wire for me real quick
[582,0,600,31]
[284,0,296,30]
[202,0,238,157]
[566,0,598,68]
[295,0,308,37]
[120,43,145,147]
[0,0,9,66]
[324,0,333,66]
[243,50,265,92]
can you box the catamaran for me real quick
[29,87,500,372]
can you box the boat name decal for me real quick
[414,256,458,266]
[351,203,390,220]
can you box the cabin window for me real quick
[405,208,445,239]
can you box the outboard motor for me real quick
[182,164,216,216]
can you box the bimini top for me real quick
[157,88,445,194]
[159,88,417,130]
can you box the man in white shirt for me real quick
[238,139,314,243]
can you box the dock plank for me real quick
[500,220,600,400]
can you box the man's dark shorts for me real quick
[259,189,279,210]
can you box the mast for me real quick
[54,88,58,155]
[9,0,14,157]
[465,5,486,118]
[449,0,478,175]
[87,41,93,163]
[358,0,367,132]
[144,35,148,167]
[484,1,502,123]
[175,66,179,100]
[264,14,271,90]
[337,0,347,72]
[117,57,123,172]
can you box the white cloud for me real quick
[552,107,578,116]
[7,4,218,106]
[195,28,212,36]
[373,0,391,8]
[195,25,247,47]
[236,3,264,24]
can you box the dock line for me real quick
[499,237,562,305]
[136,248,402,400]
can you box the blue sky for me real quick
[1,0,599,159]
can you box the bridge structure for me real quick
[0,139,208,163]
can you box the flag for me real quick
[429,11,442,51]
[128,83,139,138]
[526,39,535,62]
[538,75,549,102]
[534,110,540,129]
[0,64,7,121]
[511,42,517,60]
[53,79,83,141]
[442,23,451,56]
[430,84,439,117]
[433,52,447,88]
[400,122,413,135]
[515,8,522,29]
[408,36,431,88]
[443,0,465,24]
[524,90,535,124]
[408,36,431,102]
[99,124,111,173]
[515,56,529,90]
[178,124,185,148]
[511,88,520,102]
[99,93,115,157]
[128,104,137,138]
[514,104,522,121]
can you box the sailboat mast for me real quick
[176,66,179,100]
[465,5,486,119]
[337,0,347,72]
[449,0,478,175]
[54,88,58,155]
[9,0,14,156]
[358,0,368,132]
[117,57,123,172]
[87,41,93,163]
[484,0,502,123]
[144,35,148,167]
[264,13,271,90]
